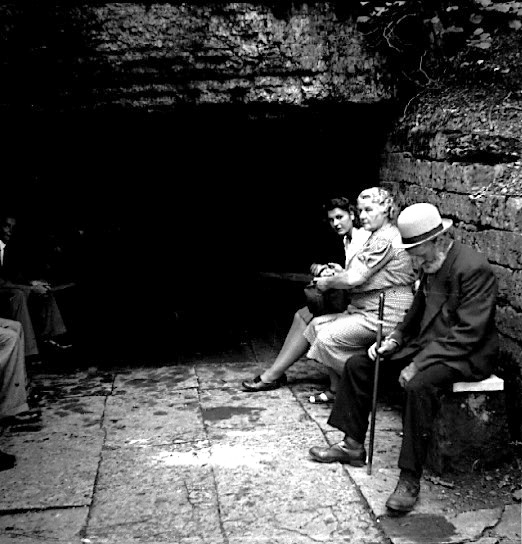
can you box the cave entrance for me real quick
[3,102,396,362]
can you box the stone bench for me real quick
[427,374,510,475]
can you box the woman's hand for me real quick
[310,262,344,277]
[310,263,325,276]
[326,262,344,274]
[313,276,331,292]
[367,337,399,360]
[319,267,336,277]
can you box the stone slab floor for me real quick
[0,335,519,544]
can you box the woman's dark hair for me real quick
[322,197,360,229]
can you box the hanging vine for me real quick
[352,0,522,93]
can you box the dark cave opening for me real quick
[2,102,396,361]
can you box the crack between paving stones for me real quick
[194,363,230,544]
[79,371,117,540]
[288,384,392,544]
[485,503,508,536]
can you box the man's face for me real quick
[327,208,354,237]
[0,217,16,243]
[406,240,445,274]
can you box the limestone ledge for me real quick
[381,153,522,195]
[389,84,522,163]
[85,75,387,108]
[382,181,522,232]
[54,3,392,107]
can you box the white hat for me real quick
[395,203,453,249]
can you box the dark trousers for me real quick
[328,354,464,478]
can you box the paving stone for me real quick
[1,355,516,543]
[0,431,103,510]
[379,512,462,544]
[196,361,262,391]
[104,389,205,447]
[40,396,106,432]
[199,387,309,433]
[86,444,223,544]
[183,343,256,365]
[31,371,115,400]
[210,428,384,544]
[492,503,522,541]
[286,358,327,382]
[113,365,197,393]
[449,507,503,542]
[0,507,88,543]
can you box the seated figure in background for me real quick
[0,317,41,470]
[243,188,415,401]
[0,212,71,361]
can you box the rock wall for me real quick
[0,3,393,112]
[380,76,522,437]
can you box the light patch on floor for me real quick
[153,444,273,468]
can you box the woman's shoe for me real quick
[242,374,288,392]
[308,390,336,404]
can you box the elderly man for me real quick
[308,202,499,513]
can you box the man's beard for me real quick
[421,251,447,274]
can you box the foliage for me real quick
[354,0,522,92]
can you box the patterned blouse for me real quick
[348,222,415,294]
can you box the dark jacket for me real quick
[389,242,498,380]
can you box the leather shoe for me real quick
[385,473,420,513]
[242,374,287,392]
[309,442,366,467]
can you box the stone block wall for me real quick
[0,3,393,112]
[380,87,522,438]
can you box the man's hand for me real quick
[367,337,399,361]
[399,362,418,388]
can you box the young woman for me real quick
[242,187,415,402]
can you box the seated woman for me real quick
[242,187,415,402]
[308,196,370,318]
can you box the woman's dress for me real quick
[303,222,415,375]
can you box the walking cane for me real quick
[367,292,385,476]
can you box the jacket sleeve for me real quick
[412,263,497,370]
[388,279,425,347]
